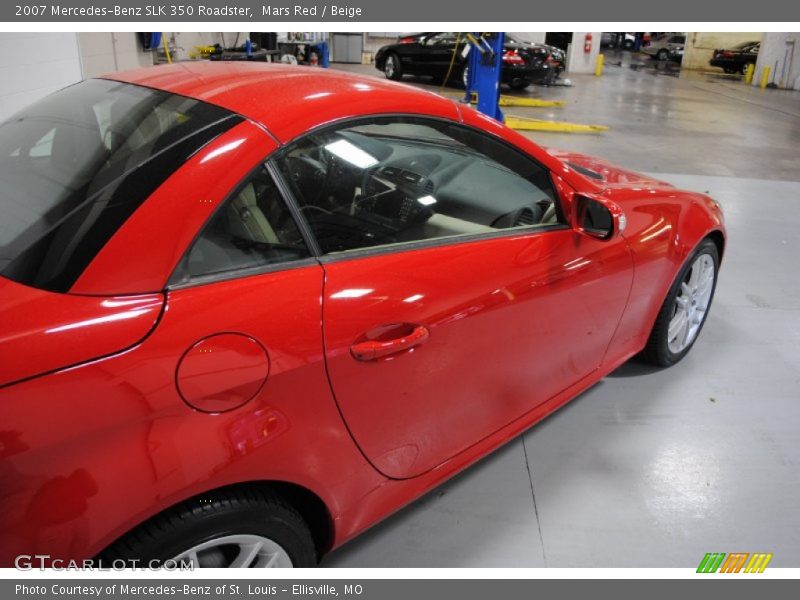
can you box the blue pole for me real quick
[320,41,329,68]
[466,32,504,122]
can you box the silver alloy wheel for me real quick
[173,534,293,568]
[384,56,395,78]
[667,253,715,354]
[658,50,669,61]
[462,65,470,88]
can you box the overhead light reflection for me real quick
[325,139,378,169]
[200,138,246,163]
[46,309,152,333]
[330,288,373,299]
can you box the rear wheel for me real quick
[509,80,530,90]
[740,62,754,75]
[657,49,670,61]
[383,53,403,81]
[100,489,317,568]
[642,239,719,367]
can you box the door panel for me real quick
[396,41,424,75]
[421,33,460,77]
[323,229,633,479]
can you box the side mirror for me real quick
[575,195,626,240]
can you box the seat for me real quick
[227,183,280,244]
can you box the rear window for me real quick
[0,78,240,292]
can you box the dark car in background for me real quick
[710,41,760,74]
[375,32,564,89]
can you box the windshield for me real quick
[0,78,239,292]
[732,41,757,50]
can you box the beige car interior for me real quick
[228,182,280,244]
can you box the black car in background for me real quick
[375,33,565,89]
[710,41,760,74]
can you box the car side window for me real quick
[427,33,457,45]
[174,165,310,283]
[274,117,561,256]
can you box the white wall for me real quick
[754,32,800,89]
[509,32,546,44]
[566,32,601,74]
[78,33,152,78]
[0,33,83,121]
[361,32,401,60]
[79,32,251,78]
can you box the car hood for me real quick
[0,276,164,388]
[547,148,675,189]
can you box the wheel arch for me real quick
[706,229,726,262]
[96,480,335,560]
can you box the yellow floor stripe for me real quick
[498,96,566,108]
[504,115,609,133]
[439,92,566,108]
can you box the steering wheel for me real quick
[284,154,329,206]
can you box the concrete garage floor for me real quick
[323,60,800,567]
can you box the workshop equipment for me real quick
[463,32,505,121]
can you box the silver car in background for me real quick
[643,34,686,61]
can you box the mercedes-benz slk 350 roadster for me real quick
[0,63,724,568]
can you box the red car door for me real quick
[273,116,633,480]
[322,227,631,480]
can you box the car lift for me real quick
[461,33,608,133]
[463,32,506,121]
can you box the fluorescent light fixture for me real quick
[417,195,437,206]
[325,139,378,169]
[330,288,373,299]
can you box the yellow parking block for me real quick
[504,115,609,133]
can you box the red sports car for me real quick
[0,63,724,568]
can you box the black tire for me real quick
[641,239,720,367]
[723,67,737,74]
[657,49,670,61]
[383,52,403,81]
[99,489,317,568]
[509,81,530,91]
[740,62,754,75]
[623,40,634,50]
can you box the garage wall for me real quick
[566,32,602,74]
[682,32,763,70]
[509,32,546,44]
[0,33,83,121]
[78,33,153,77]
[79,32,251,78]
[360,33,401,63]
[754,32,800,90]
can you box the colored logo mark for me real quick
[697,552,773,573]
